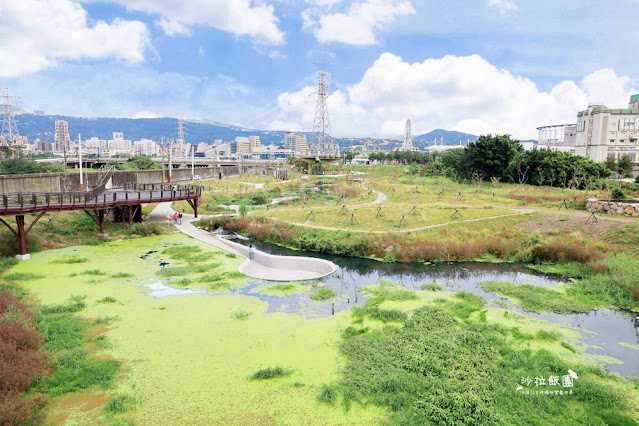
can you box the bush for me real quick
[611,187,626,199]
[0,291,52,423]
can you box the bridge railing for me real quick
[0,183,199,213]
[122,183,202,197]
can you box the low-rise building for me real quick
[575,95,639,171]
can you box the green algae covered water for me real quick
[13,234,385,425]
[9,234,639,424]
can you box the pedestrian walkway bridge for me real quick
[0,181,201,259]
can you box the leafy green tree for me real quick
[617,154,634,178]
[0,158,63,174]
[604,156,618,175]
[464,134,522,180]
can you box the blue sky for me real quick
[0,0,637,139]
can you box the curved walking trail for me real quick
[149,202,336,281]
[260,181,530,234]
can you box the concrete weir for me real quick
[151,203,337,281]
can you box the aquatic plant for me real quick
[231,310,252,320]
[81,269,108,276]
[421,283,443,291]
[331,303,638,424]
[58,256,90,264]
[97,296,117,304]
[3,272,45,281]
[249,366,292,380]
[480,282,591,314]
[309,288,336,301]
[110,272,134,279]
[317,385,337,405]
[364,280,418,301]
[35,349,120,396]
[104,394,138,414]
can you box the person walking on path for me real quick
[248,245,254,260]
[178,212,183,225]
[173,212,179,225]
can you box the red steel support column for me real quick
[194,197,198,218]
[98,209,105,234]
[16,215,26,256]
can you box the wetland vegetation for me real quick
[1,162,639,424]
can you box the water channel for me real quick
[218,238,638,378]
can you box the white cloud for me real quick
[268,49,288,60]
[303,0,415,45]
[198,47,206,57]
[267,120,302,131]
[0,0,150,77]
[96,0,284,44]
[132,110,162,119]
[271,53,637,139]
[488,0,519,15]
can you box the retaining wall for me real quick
[586,198,639,217]
[0,165,275,194]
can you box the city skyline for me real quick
[0,0,637,140]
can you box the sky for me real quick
[0,0,637,140]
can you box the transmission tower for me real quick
[310,69,339,158]
[177,119,186,143]
[403,119,413,151]
[1,88,20,144]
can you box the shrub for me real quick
[611,187,626,199]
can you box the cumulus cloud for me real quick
[0,0,150,77]
[95,0,284,44]
[303,0,415,45]
[488,0,519,15]
[270,53,637,139]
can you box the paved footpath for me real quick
[149,202,336,281]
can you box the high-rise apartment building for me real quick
[295,135,308,156]
[249,136,261,152]
[54,120,70,152]
[285,132,296,152]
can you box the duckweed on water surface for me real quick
[8,234,384,425]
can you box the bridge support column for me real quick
[98,209,105,234]
[0,213,45,260]
[187,197,199,218]
[83,209,111,236]
[16,216,27,259]
[127,205,133,226]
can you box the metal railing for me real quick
[0,183,200,214]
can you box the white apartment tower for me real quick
[295,134,308,156]
[54,120,70,152]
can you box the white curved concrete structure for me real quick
[219,237,338,281]
[149,202,337,281]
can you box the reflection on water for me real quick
[231,238,639,377]
[143,280,207,298]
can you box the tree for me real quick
[464,134,522,180]
[0,158,62,174]
[617,154,634,178]
[604,156,617,175]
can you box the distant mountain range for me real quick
[14,114,482,149]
